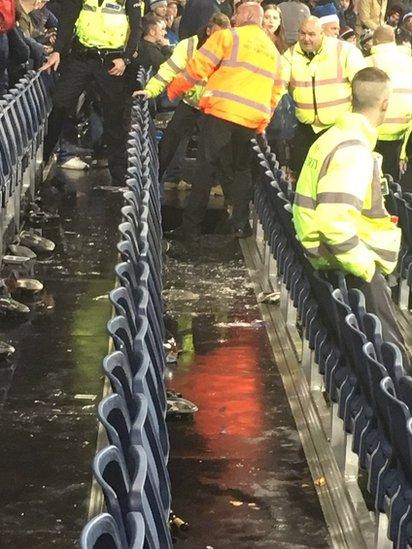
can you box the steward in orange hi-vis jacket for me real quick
[165,3,286,242]
[167,10,285,133]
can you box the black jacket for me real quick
[135,39,171,74]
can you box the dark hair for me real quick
[262,4,288,52]
[352,67,390,111]
[207,11,231,29]
[142,13,163,36]
[387,4,403,16]
[395,26,411,45]
[197,12,231,48]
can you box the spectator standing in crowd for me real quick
[357,0,387,31]
[293,66,409,369]
[359,28,374,54]
[339,0,356,29]
[395,26,411,52]
[386,4,403,26]
[150,0,168,18]
[137,14,172,72]
[0,0,15,95]
[178,0,223,39]
[17,0,39,36]
[395,8,412,47]
[41,0,142,187]
[339,25,357,42]
[283,16,365,174]
[278,0,310,45]
[30,0,58,45]
[262,4,288,52]
[312,3,341,37]
[15,0,49,67]
[368,25,412,179]
[166,0,179,43]
[134,12,231,182]
[166,2,285,239]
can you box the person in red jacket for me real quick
[166,2,284,241]
[0,0,16,95]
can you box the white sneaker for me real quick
[210,185,224,196]
[177,180,192,191]
[91,158,109,168]
[163,181,178,190]
[59,157,89,170]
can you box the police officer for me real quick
[41,0,142,186]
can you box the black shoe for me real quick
[233,224,253,239]
[164,227,200,242]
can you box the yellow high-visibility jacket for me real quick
[145,35,203,108]
[401,121,412,161]
[76,0,129,50]
[368,43,412,141]
[167,25,285,133]
[293,112,401,281]
[283,37,366,132]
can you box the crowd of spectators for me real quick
[133,0,412,55]
[3,0,412,100]
[0,0,62,95]
[2,0,412,180]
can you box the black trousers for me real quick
[159,101,200,179]
[44,54,128,183]
[375,139,402,182]
[346,270,411,372]
[181,114,255,233]
[291,122,325,175]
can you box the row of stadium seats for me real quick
[252,139,412,548]
[385,178,412,310]
[80,96,172,549]
[0,71,53,240]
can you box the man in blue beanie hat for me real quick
[313,2,340,36]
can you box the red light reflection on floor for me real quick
[171,327,265,454]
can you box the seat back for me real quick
[130,393,171,515]
[380,377,412,485]
[128,445,173,548]
[398,376,412,413]
[98,394,133,473]
[80,513,122,549]
[92,445,131,547]
[103,351,137,420]
[361,313,383,360]
[310,271,340,343]
[380,341,404,389]
[110,286,138,339]
[347,288,366,330]
[343,314,371,401]
[363,342,389,428]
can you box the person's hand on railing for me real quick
[400,159,408,176]
[133,90,149,98]
[40,51,60,73]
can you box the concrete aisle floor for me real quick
[163,235,331,548]
[0,169,122,548]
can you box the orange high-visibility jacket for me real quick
[167,24,285,133]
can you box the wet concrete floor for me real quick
[0,171,330,548]
[163,232,331,548]
[0,169,123,548]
